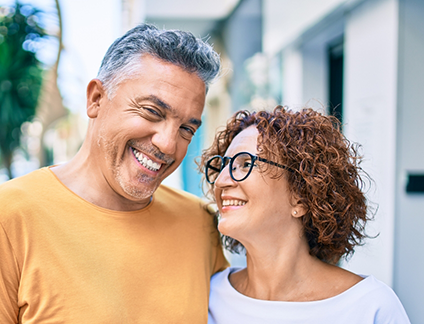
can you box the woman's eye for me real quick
[242,161,252,168]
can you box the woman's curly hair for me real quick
[200,106,373,264]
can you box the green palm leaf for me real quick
[0,2,45,178]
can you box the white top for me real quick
[208,267,411,324]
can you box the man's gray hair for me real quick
[97,23,220,98]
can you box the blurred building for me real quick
[137,0,424,321]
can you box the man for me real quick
[0,24,227,323]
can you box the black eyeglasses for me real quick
[205,151,292,184]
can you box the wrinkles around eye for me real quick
[128,100,164,119]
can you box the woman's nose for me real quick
[214,164,235,188]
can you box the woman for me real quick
[201,107,410,323]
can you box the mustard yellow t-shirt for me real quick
[0,167,227,323]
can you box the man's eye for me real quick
[143,107,161,117]
[180,126,195,137]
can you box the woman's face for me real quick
[213,126,304,248]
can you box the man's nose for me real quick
[151,125,178,156]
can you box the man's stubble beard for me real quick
[115,165,161,201]
[100,133,161,202]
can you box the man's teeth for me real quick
[132,148,161,171]
[222,200,246,207]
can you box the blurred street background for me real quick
[0,0,423,322]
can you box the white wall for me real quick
[281,46,303,108]
[394,0,424,321]
[300,16,344,110]
[301,43,328,109]
[341,0,399,286]
[145,0,239,19]
[276,1,346,110]
[263,0,347,54]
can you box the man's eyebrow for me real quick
[136,95,172,111]
[189,118,202,128]
[136,95,202,127]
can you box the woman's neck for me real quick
[230,239,318,300]
[229,241,362,302]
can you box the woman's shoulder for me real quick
[353,275,405,305]
[319,265,403,305]
[338,275,411,323]
[326,265,399,302]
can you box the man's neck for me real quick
[50,159,153,212]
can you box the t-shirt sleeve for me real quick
[0,223,20,324]
[212,238,229,275]
[205,206,229,275]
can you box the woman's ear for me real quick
[291,196,307,218]
[86,79,106,118]
[292,206,307,218]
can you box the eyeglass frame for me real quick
[205,151,294,184]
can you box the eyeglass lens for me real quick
[206,156,223,184]
[206,152,255,184]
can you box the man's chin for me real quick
[120,178,161,201]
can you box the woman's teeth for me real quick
[131,148,161,171]
[222,200,246,207]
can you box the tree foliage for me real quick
[0,2,46,179]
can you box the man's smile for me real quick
[130,147,163,172]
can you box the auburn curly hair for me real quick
[200,106,373,264]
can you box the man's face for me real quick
[87,54,206,209]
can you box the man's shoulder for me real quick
[154,185,213,215]
[155,184,201,201]
[0,168,54,216]
[0,168,52,194]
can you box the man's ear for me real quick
[86,79,107,118]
